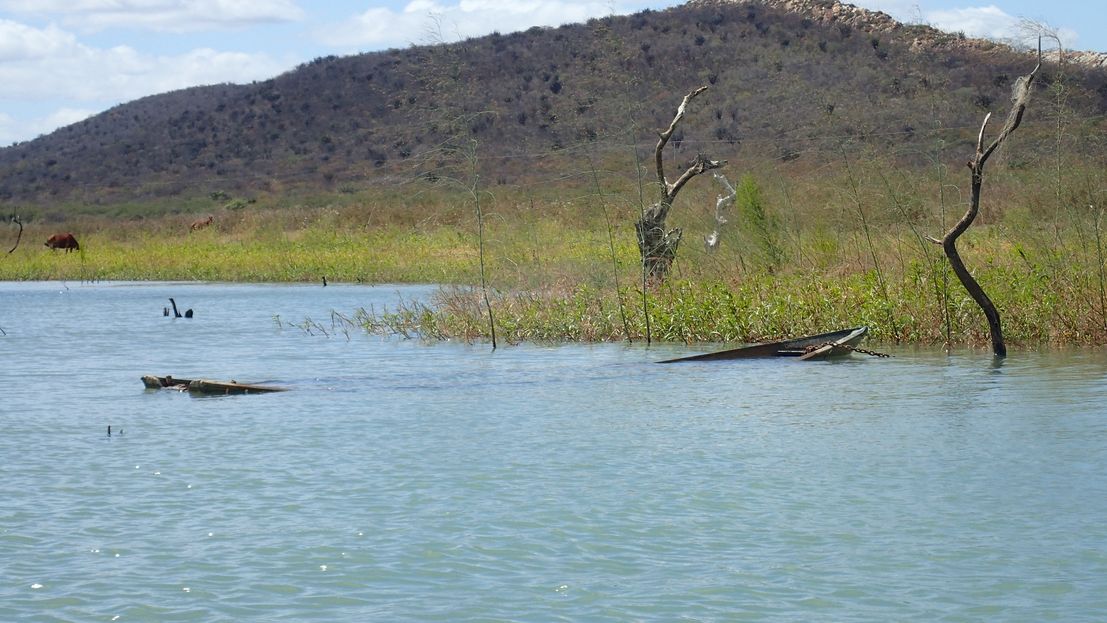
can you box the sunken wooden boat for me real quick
[657,327,869,363]
[141,375,288,394]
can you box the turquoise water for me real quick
[1,281,1106,621]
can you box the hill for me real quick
[1,0,1105,209]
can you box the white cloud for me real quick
[844,2,1079,50]
[0,107,97,145]
[0,0,304,32]
[0,18,76,61]
[925,5,1017,40]
[920,5,1078,51]
[0,19,292,143]
[0,21,287,102]
[318,0,623,50]
[43,107,97,128]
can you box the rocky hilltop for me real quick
[1066,50,1107,69]
[693,0,1107,66]
[690,0,905,34]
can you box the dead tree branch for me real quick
[7,214,23,254]
[932,41,1041,357]
[636,86,726,281]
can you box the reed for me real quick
[2,153,1104,346]
[363,257,1107,347]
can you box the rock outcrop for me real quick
[690,0,1107,69]
[1064,50,1107,69]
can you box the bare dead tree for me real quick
[1015,18,1064,57]
[635,86,726,282]
[928,43,1041,358]
[6,214,23,254]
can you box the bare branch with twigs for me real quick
[636,86,726,282]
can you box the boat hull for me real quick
[142,375,287,394]
[657,327,869,363]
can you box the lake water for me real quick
[1,281,1106,622]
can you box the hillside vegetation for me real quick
[0,0,1104,209]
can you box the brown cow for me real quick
[44,233,79,253]
[190,215,213,232]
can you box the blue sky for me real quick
[0,0,1102,147]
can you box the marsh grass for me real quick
[371,253,1107,347]
[3,153,1104,346]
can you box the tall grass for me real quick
[733,174,784,272]
[3,151,1104,346]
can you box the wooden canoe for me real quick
[141,375,288,394]
[657,327,869,363]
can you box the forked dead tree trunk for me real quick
[636,86,726,282]
[929,44,1041,358]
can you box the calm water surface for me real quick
[1,281,1106,621]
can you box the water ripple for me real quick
[2,283,1106,621]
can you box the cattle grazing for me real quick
[190,215,214,232]
[44,233,79,253]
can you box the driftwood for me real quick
[635,86,726,281]
[928,42,1041,358]
[142,375,287,394]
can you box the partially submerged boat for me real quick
[657,327,869,363]
[141,375,288,394]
